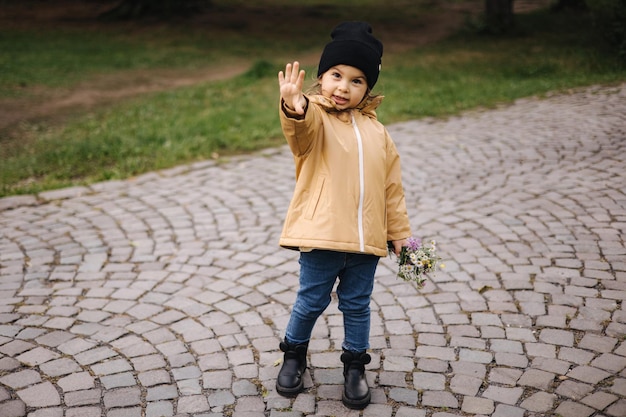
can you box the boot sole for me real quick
[276,380,304,397]
[342,391,371,409]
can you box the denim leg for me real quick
[337,253,379,352]
[285,250,344,345]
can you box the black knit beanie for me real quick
[317,21,383,89]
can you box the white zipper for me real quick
[351,113,365,252]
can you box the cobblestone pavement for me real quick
[1,83,625,417]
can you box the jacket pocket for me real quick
[304,176,325,220]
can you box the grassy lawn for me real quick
[1,3,624,197]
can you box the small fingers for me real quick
[296,69,305,89]
[290,61,299,82]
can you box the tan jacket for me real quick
[279,94,411,257]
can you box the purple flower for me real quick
[406,237,421,251]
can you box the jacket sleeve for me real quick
[385,129,412,241]
[279,96,320,157]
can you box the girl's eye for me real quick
[353,79,363,85]
[332,72,341,78]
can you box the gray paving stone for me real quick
[540,332,576,349]
[567,365,612,384]
[171,365,201,381]
[388,387,418,405]
[57,337,98,355]
[421,391,459,409]
[531,356,571,375]
[0,399,26,417]
[517,368,555,390]
[130,354,167,371]
[492,404,525,417]
[458,348,492,364]
[383,355,415,372]
[0,340,35,356]
[103,387,141,409]
[416,358,449,373]
[0,357,20,372]
[416,346,456,361]
[58,371,96,392]
[559,347,595,365]
[208,390,236,407]
[581,391,619,411]
[489,367,523,386]
[554,400,595,417]
[461,396,494,415]
[592,353,626,373]
[177,395,210,413]
[0,386,10,402]
[74,346,118,365]
[64,389,102,407]
[482,386,523,405]
[146,385,178,402]
[106,407,142,417]
[556,380,595,400]
[16,381,61,407]
[178,378,202,395]
[138,369,171,386]
[606,399,626,417]
[524,342,556,359]
[232,380,259,397]
[34,330,75,347]
[146,401,174,417]
[291,394,315,414]
[0,369,41,388]
[65,407,102,417]
[395,407,426,417]
[413,372,446,390]
[450,361,486,378]
[27,408,63,417]
[379,371,407,387]
[449,374,483,396]
[495,352,528,368]
[100,372,137,389]
[91,358,133,376]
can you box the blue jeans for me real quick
[285,250,380,352]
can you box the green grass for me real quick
[376,10,626,120]
[0,26,301,99]
[1,62,283,189]
[1,7,625,197]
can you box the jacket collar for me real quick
[308,94,383,120]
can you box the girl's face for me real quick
[320,65,368,111]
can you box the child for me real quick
[276,21,411,409]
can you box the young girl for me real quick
[276,21,411,409]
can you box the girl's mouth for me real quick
[332,95,348,105]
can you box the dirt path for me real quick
[0,65,249,136]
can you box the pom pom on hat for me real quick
[317,21,383,89]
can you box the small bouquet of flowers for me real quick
[388,237,442,289]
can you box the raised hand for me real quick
[278,61,307,115]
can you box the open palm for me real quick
[278,61,306,115]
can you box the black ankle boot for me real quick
[340,350,372,409]
[276,340,308,397]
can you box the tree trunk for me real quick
[484,0,514,33]
[99,0,212,20]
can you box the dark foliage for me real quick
[99,0,213,20]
